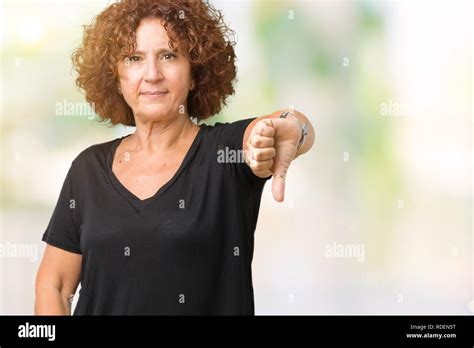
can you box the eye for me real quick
[129,55,142,62]
[162,52,176,60]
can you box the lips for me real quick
[141,91,168,95]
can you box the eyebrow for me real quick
[132,48,176,55]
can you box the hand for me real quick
[244,117,302,202]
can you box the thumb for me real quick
[271,172,286,202]
[270,140,297,203]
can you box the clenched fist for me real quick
[244,116,303,202]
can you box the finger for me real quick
[248,146,276,161]
[252,168,273,179]
[252,119,275,138]
[248,157,273,173]
[249,134,274,148]
[272,174,285,202]
[271,153,292,203]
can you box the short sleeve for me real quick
[41,162,82,254]
[209,117,273,184]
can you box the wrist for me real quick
[279,110,308,151]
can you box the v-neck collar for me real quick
[106,126,204,214]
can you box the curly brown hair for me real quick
[71,0,237,127]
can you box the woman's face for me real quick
[117,17,194,123]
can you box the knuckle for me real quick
[250,135,257,147]
[254,151,264,161]
[258,159,272,171]
[253,136,263,147]
[254,161,267,171]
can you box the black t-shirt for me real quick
[41,117,272,315]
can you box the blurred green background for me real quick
[0,0,472,314]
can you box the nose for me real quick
[144,57,163,83]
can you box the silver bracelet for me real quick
[279,111,308,150]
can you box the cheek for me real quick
[117,65,139,87]
[120,76,142,102]
[166,64,191,91]
[121,73,140,89]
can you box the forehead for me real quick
[135,17,172,50]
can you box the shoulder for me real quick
[199,117,257,149]
[70,137,122,170]
[200,117,256,132]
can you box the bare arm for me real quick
[35,244,82,315]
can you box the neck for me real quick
[130,113,197,153]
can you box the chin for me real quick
[138,107,173,121]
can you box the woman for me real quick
[35,0,314,315]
